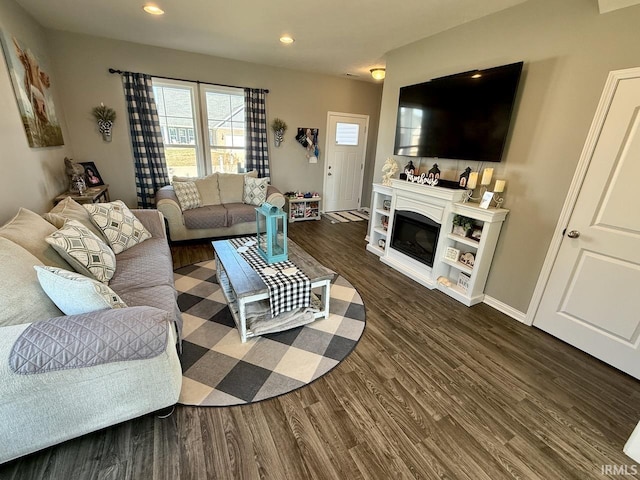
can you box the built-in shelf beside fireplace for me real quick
[367,180,508,306]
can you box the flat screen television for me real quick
[394,61,523,162]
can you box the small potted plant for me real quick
[92,103,116,142]
[452,215,474,237]
[271,118,287,147]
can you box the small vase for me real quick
[274,129,284,147]
[452,225,467,237]
[98,120,113,143]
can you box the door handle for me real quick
[567,230,580,238]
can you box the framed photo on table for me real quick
[80,161,105,187]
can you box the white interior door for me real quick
[533,69,640,379]
[323,112,368,212]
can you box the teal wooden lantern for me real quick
[256,202,288,264]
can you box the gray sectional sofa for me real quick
[156,171,285,241]
[0,202,182,464]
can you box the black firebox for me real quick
[390,210,440,267]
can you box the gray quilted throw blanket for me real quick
[10,307,169,375]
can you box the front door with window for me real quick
[323,112,369,212]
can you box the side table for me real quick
[54,185,110,205]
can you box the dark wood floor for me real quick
[3,218,640,479]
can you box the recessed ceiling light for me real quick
[143,4,165,15]
[471,73,482,79]
[279,35,295,44]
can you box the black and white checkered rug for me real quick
[174,260,366,407]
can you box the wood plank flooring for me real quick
[3,218,640,479]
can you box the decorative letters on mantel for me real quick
[405,171,439,186]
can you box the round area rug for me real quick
[173,260,366,407]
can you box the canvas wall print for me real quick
[0,32,64,147]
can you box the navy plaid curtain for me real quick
[122,72,169,208]
[244,88,270,178]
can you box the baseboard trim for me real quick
[483,295,529,325]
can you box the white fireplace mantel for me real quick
[367,181,508,306]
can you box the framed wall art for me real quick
[0,32,64,147]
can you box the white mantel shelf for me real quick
[453,202,509,223]
[367,181,509,306]
[390,179,466,202]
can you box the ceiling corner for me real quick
[598,0,640,13]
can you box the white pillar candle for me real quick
[481,168,493,186]
[467,172,478,189]
[494,179,506,193]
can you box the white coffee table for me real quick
[212,238,335,342]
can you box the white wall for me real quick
[0,0,73,223]
[372,0,640,313]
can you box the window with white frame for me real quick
[153,79,245,178]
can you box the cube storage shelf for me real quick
[366,183,393,257]
[435,202,508,306]
[286,196,322,223]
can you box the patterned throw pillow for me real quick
[243,176,268,206]
[84,200,152,254]
[45,220,116,283]
[34,266,127,315]
[173,181,202,211]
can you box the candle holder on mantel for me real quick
[462,168,506,206]
[491,179,506,207]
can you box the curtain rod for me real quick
[108,68,268,93]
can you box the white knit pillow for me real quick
[173,181,202,211]
[34,266,127,315]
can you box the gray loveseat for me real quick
[156,171,285,241]
[0,201,182,464]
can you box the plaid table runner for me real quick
[229,237,311,318]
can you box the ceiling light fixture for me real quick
[279,35,295,44]
[370,68,386,81]
[471,72,482,79]
[143,4,165,15]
